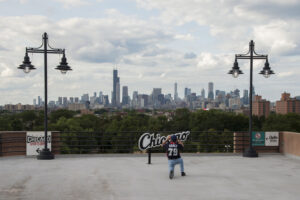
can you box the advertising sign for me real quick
[265,132,279,146]
[252,132,265,146]
[26,131,51,156]
[138,131,190,151]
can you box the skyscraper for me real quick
[38,96,41,106]
[112,69,120,106]
[184,88,191,98]
[208,82,214,100]
[152,88,162,107]
[201,88,205,98]
[243,89,249,105]
[122,86,129,105]
[174,82,178,101]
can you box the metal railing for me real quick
[0,131,280,156]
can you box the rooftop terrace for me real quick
[1,154,300,200]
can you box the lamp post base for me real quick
[37,148,55,160]
[243,147,258,157]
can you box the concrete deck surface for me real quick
[1,154,300,200]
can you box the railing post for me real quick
[148,148,151,164]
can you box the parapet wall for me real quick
[0,131,60,156]
[280,132,300,157]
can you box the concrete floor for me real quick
[0,154,300,200]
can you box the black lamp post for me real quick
[228,40,274,157]
[18,32,72,160]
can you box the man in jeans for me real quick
[162,135,186,179]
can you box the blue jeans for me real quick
[168,158,184,172]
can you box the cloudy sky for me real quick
[0,0,299,104]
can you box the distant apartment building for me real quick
[68,103,86,111]
[276,92,300,114]
[252,95,270,117]
[4,103,35,111]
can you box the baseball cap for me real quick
[171,135,177,142]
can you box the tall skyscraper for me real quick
[152,88,162,106]
[112,69,120,106]
[174,82,178,101]
[201,88,205,98]
[116,80,120,106]
[208,82,214,100]
[184,88,191,98]
[81,94,89,103]
[63,97,68,106]
[243,89,249,105]
[122,86,129,105]
[38,96,41,106]
[58,97,63,105]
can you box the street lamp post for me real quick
[228,40,274,157]
[18,32,72,160]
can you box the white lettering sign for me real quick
[138,131,190,151]
[26,131,51,155]
[265,132,279,146]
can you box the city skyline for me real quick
[0,0,300,104]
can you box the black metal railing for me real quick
[0,131,279,156]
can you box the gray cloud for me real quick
[184,52,197,59]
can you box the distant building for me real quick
[208,82,214,100]
[229,97,241,110]
[81,94,89,103]
[63,97,68,106]
[68,103,86,111]
[4,103,35,111]
[104,95,110,106]
[201,88,205,98]
[58,97,63,105]
[174,82,178,102]
[276,92,300,114]
[184,88,191,98]
[152,88,162,107]
[252,95,270,117]
[112,69,120,106]
[38,96,42,106]
[243,90,249,105]
[122,86,129,105]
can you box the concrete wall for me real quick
[280,132,300,157]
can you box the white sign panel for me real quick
[265,132,279,146]
[26,131,51,156]
[138,131,190,151]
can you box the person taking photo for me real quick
[162,135,186,179]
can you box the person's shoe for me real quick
[181,172,186,176]
[169,171,174,179]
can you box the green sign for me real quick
[252,132,265,146]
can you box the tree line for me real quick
[0,109,299,153]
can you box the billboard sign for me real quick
[252,132,265,146]
[26,131,51,156]
[265,132,279,146]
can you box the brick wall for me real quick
[0,131,60,157]
[233,132,279,153]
